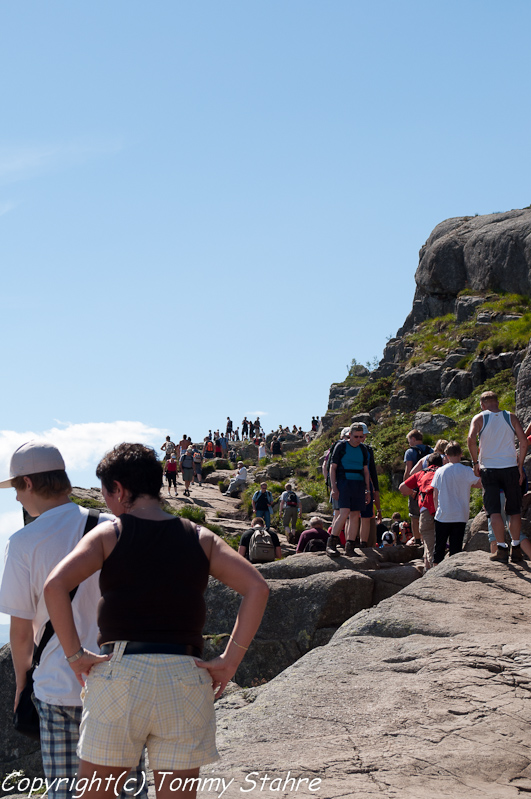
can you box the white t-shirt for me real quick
[258,445,266,459]
[0,502,113,707]
[237,467,247,481]
[431,462,479,523]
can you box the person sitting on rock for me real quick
[279,483,302,543]
[238,517,281,563]
[252,482,274,529]
[296,518,329,553]
[381,530,395,547]
[224,461,247,496]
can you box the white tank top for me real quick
[478,410,517,469]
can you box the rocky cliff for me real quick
[323,206,531,431]
[400,208,531,334]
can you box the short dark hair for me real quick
[427,453,443,467]
[96,443,162,506]
[12,470,72,498]
[445,441,462,457]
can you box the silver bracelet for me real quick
[65,647,85,663]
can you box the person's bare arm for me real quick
[409,459,424,476]
[274,547,282,559]
[330,462,339,500]
[467,414,483,477]
[44,524,117,684]
[403,459,414,480]
[399,478,417,497]
[10,617,34,711]
[197,529,269,697]
[511,414,528,483]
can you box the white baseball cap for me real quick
[0,440,66,488]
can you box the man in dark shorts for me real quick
[327,423,371,558]
[468,391,528,564]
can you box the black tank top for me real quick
[97,514,210,652]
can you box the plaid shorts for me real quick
[33,697,146,799]
[78,642,218,770]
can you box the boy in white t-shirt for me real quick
[431,441,482,565]
[0,441,145,799]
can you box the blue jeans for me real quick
[255,508,271,529]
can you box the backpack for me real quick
[272,441,282,455]
[248,528,276,563]
[193,451,202,463]
[286,490,298,507]
[181,454,194,469]
[416,466,438,515]
[304,538,326,552]
[204,441,214,456]
[331,441,369,480]
[411,444,433,466]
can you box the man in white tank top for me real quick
[468,391,528,564]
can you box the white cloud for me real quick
[0,138,123,185]
[0,420,167,479]
[0,201,16,217]
[248,410,268,416]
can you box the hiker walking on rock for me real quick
[326,423,371,558]
[252,482,274,530]
[468,391,528,564]
[279,483,302,543]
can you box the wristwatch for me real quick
[65,647,86,663]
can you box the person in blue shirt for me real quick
[326,423,371,558]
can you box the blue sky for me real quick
[1,0,531,620]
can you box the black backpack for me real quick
[286,491,298,507]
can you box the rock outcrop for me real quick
[201,552,531,798]
[399,208,531,335]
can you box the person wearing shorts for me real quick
[468,391,528,564]
[180,447,195,497]
[44,443,269,799]
[327,423,371,558]
[165,454,178,496]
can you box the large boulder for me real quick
[516,337,531,431]
[203,570,374,684]
[412,411,456,435]
[204,552,531,798]
[0,645,43,781]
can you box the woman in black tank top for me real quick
[44,443,269,799]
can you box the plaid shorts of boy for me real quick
[33,697,147,799]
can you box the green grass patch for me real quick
[477,312,531,355]
[70,495,105,509]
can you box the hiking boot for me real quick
[511,544,525,563]
[490,546,509,564]
[326,535,341,558]
[359,540,369,549]
[344,540,359,558]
